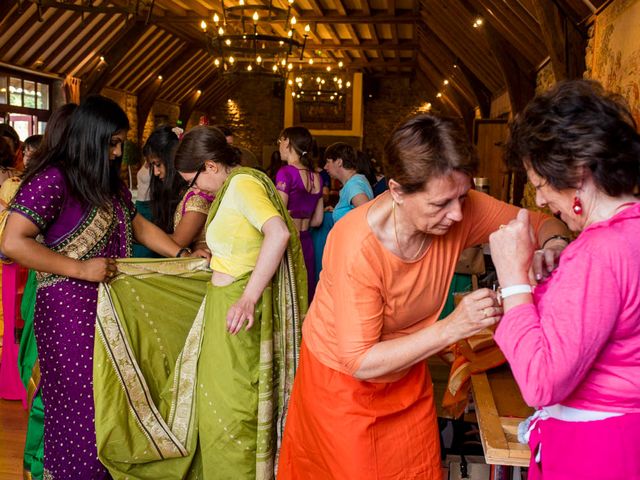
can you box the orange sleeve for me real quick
[332,240,385,375]
[464,190,550,247]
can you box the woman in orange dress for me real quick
[277,114,571,479]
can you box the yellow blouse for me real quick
[206,173,281,277]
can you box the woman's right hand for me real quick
[444,288,502,342]
[78,257,117,283]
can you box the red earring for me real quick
[572,196,583,215]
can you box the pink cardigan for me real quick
[495,203,640,412]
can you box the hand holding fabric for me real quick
[80,257,117,283]
[444,288,502,342]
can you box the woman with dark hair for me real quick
[324,141,374,222]
[1,95,199,479]
[275,126,323,298]
[278,113,570,479]
[146,125,212,251]
[0,136,17,184]
[13,103,76,480]
[489,80,640,480]
[172,125,306,478]
[0,123,23,170]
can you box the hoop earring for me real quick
[572,194,583,215]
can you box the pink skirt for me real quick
[528,411,640,479]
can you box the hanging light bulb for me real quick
[218,26,225,35]
[252,11,259,22]
[288,79,293,85]
[200,20,207,30]
[225,39,231,46]
[247,65,253,71]
[288,0,294,4]
[281,59,286,66]
[437,92,442,98]
[272,64,278,72]
[338,61,344,68]
[287,63,293,70]
[239,0,244,5]
[346,81,351,88]
[290,16,297,25]
[213,13,219,23]
[287,30,293,37]
[256,55,262,64]
[316,76,321,83]
[292,91,296,97]
[333,76,338,82]
[229,56,235,64]
[326,66,331,72]
[304,24,310,33]
[308,59,314,65]
[214,58,220,67]
[296,94,300,98]
[197,89,202,95]
[443,79,449,85]
[321,79,325,84]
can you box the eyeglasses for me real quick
[188,165,204,189]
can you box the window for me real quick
[0,70,52,138]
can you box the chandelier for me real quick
[288,64,352,104]
[200,0,310,76]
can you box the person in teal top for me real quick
[324,142,374,222]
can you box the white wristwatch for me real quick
[499,284,533,302]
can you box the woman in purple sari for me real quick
[1,95,200,480]
[275,126,323,299]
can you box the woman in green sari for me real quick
[176,126,306,478]
[93,126,307,479]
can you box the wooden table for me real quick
[471,365,534,467]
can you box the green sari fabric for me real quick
[95,167,307,479]
[94,257,210,479]
[18,270,44,480]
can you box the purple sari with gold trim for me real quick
[11,165,135,480]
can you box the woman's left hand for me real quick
[490,209,536,286]
[531,238,567,281]
[226,295,256,335]
[190,247,211,261]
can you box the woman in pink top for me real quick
[490,80,640,480]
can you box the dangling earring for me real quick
[572,193,583,215]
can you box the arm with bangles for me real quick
[169,211,207,248]
[132,213,209,258]
[2,213,116,282]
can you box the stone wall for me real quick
[361,77,434,163]
[206,75,285,166]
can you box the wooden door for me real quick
[473,119,510,202]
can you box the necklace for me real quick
[392,200,428,260]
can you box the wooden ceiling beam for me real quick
[81,20,148,97]
[51,14,118,73]
[532,0,586,80]
[5,6,67,64]
[0,4,45,59]
[136,75,165,142]
[156,12,419,25]
[305,41,415,50]
[482,21,534,205]
[118,37,184,92]
[474,0,545,65]
[22,9,86,67]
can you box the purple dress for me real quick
[11,165,135,480]
[275,165,322,299]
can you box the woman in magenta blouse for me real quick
[490,80,640,480]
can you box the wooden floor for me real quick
[0,398,28,479]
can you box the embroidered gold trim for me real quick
[96,267,205,459]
